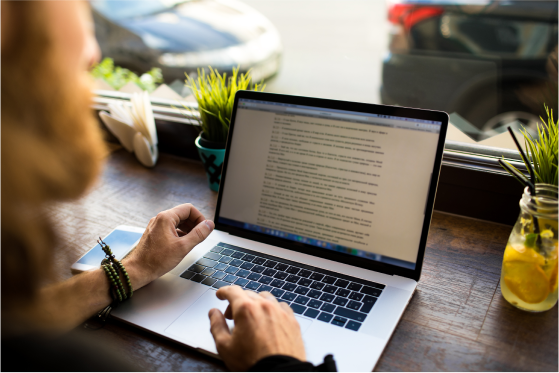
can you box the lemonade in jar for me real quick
[500,184,558,312]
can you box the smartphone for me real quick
[71,225,145,272]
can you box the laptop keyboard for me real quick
[180,242,385,332]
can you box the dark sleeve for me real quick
[249,354,337,372]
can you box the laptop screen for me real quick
[217,96,444,272]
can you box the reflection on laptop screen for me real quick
[218,98,442,271]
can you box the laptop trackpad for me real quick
[165,289,313,355]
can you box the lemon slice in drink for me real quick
[503,261,550,304]
[503,244,545,266]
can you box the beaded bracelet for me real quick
[98,237,133,299]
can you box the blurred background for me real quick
[91,0,558,152]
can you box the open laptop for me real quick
[112,91,448,371]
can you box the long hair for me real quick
[1,2,106,321]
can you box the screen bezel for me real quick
[214,91,448,281]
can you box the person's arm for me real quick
[209,286,337,372]
[27,203,214,333]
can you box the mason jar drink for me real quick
[500,184,558,312]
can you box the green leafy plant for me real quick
[90,57,163,92]
[184,66,265,144]
[500,104,558,186]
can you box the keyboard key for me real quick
[180,270,195,279]
[212,280,230,289]
[333,297,348,307]
[210,246,223,253]
[219,256,233,264]
[252,265,265,273]
[286,266,301,275]
[263,260,277,268]
[347,301,363,310]
[361,286,383,297]
[202,277,217,286]
[348,282,363,292]
[323,285,337,294]
[253,257,266,265]
[214,263,228,271]
[298,269,313,278]
[331,316,347,327]
[225,266,239,274]
[334,279,349,288]
[271,288,285,298]
[197,258,218,267]
[335,288,350,297]
[242,254,255,262]
[294,286,310,295]
[275,263,289,271]
[304,308,320,319]
[363,295,377,305]
[294,295,310,305]
[270,279,285,288]
[263,268,277,276]
[258,276,273,285]
[221,249,234,256]
[236,269,251,278]
[308,299,323,309]
[201,268,216,276]
[317,312,333,323]
[282,283,297,292]
[230,259,244,267]
[360,296,377,313]
[309,273,324,281]
[345,321,362,331]
[273,272,288,280]
[203,252,222,261]
[231,251,245,259]
[258,285,273,293]
[320,293,335,303]
[334,307,367,322]
[290,303,306,314]
[286,275,301,283]
[320,303,336,313]
[224,275,238,283]
[281,292,297,301]
[310,281,325,290]
[246,281,261,290]
[240,262,254,270]
[247,273,261,281]
[191,274,206,283]
[322,276,336,284]
[188,264,205,273]
[211,271,226,280]
[235,278,249,287]
[308,290,322,299]
[348,292,364,301]
[298,278,312,287]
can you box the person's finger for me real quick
[216,285,250,302]
[176,228,187,237]
[259,291,278,303]
[279,301,293,314]
[167,203,206,227]
[180,219,214,248]
[224,304,233,320]
[209,308,231,349]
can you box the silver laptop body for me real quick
[113,91,448,371]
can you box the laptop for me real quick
[112,91,448,371]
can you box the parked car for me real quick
[381,0,558,140]
[91,0,282,84]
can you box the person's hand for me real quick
[209,286,306,371]
[122,203,214,289]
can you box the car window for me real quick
[92,0,188,20]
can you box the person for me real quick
[1,1,337,371]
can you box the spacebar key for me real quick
[334,307,367,322]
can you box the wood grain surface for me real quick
[47,150,558,372]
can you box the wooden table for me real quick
[47,150,558,372]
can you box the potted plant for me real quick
[185,66,265,191]
[498,104,558,312]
